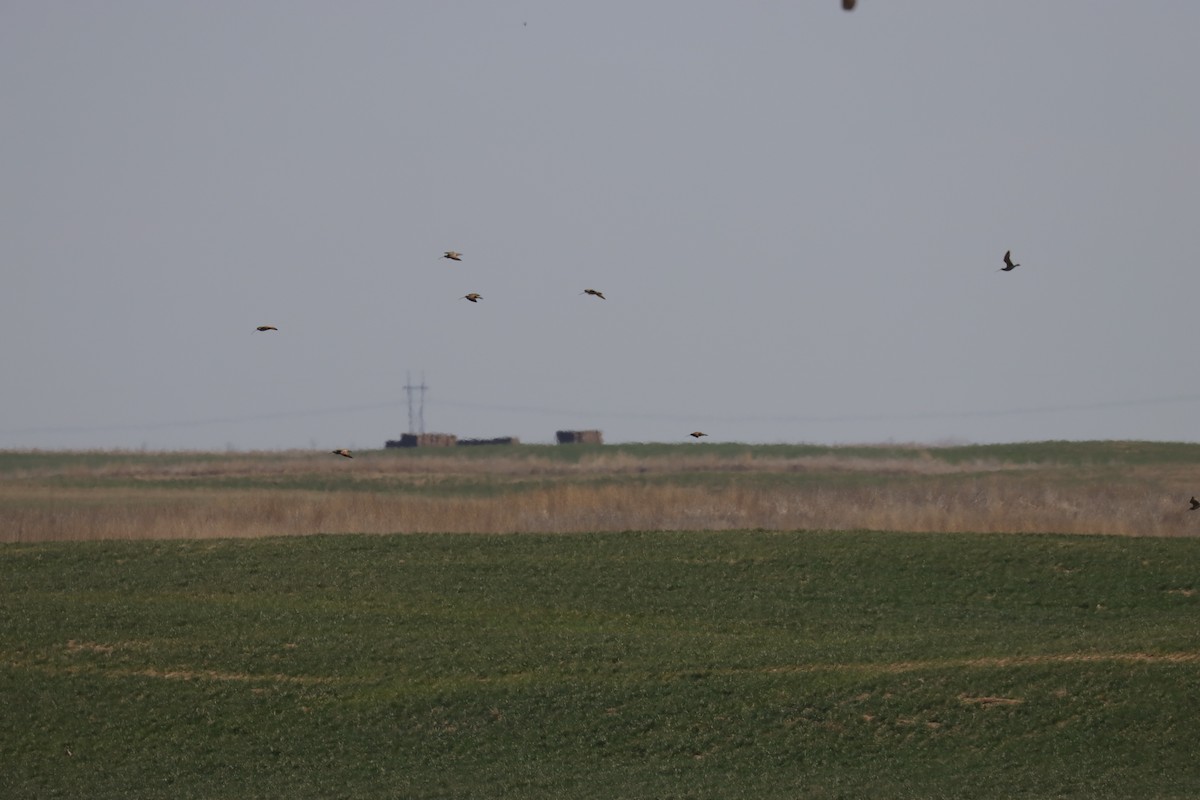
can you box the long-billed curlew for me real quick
[331,449,353,459]
[582,289,606,300]
[1000,250,1020,271]
[255,325,278,332]
[689,431,708,439]
[443,251,463,261]
[462,293,482,303]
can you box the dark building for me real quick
[385,433,458,448]
[555,430,603,445]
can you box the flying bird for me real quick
[1190,496,1199,511]
[462,293,482,303]
[689,431,708,439]
[331,449,353,459]
[582,289,606,300]
[1000,250,1020,271]
[255,325,278,332]
[842,0,856,8]
[443,251,463,261]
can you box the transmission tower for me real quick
[403,372,428,434]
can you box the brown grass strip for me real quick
[4,449,1200,541]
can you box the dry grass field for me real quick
[3,441,1199,541]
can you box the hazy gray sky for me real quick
[3,2,1198,450]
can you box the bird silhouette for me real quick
[463,293,482,303]
[255,325,278,332]
[1000,250,1020,271]
[1190,496,1199,511]
[443,251,463,261]
[689,431,708,439]
[331,449,353,459]
[582,289,606,300]
[842,0,856,8]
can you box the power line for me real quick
[434,392,1200,424]
[4,392,1198,438]
[0,399,407,436]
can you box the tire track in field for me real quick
[756,651,1200,677]
[2,643,339,685]
[6,647,1200,688]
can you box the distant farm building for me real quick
[386,433,458,448]
[458,437,520,447]
[556,429,603,445]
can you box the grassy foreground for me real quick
[3,530,1200,798]
[5,440,1200,540]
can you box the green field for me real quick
[4,530,1200,798]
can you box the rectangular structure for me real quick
[385,433,458,448]
[555,430,603,445]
